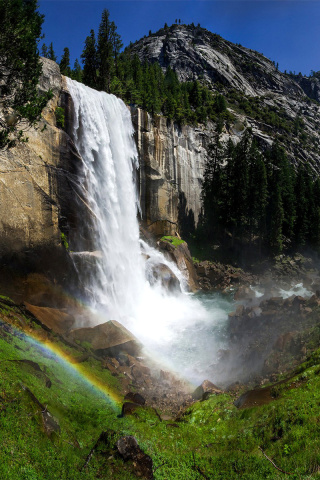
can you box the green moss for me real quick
[60,232,69,251]
[160,235,185,247]
[2,298,320,478]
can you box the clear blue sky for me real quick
[38,1,320,76]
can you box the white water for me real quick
[67,79,230,382]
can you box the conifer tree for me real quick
[0,0,52,148]
[97,9,122,92]
[81,30,98,89]
[41,43,48,58]
[71,59,82,82]
[48,42,57,62]
[59,47,71,76]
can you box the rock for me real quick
[116,436,153,479]
[234,286,255,301]
[24,302,75,335]
[274,332,295,351]
[121,402,144,417]
[23,385,60,437]
[68,320,142,357]
[192,380,222,400]
[234,386,274,409]
[124,392,146,406]
[157,239,199,292]
[149,263,181,293]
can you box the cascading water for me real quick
[67,79,232,383]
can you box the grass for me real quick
[2,296,320,478]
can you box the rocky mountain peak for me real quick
[130,24,302,98]
[130,23,320,172]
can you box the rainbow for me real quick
[4,321,123,410]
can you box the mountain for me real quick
[129,24,320,171]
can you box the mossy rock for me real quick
[160,235,185,248]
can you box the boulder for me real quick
[68,320,142,357]
[124,392,146,406]
[192,380,222,400]
[149,263,181,293]
[116,436,153,479]
[158,238,199,292]
[24,302,75,335]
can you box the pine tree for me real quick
[59,47,71,76]
[269,185,284,253]
[81,29,98,89]
[41,43,48,58]
[97,9,122,92]
[71,59,82,82]
[47,42,57,62]
[247,140,267,243]
[294,163,312,246]
[0,0,52,148]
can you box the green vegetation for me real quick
[77,12,231,126]
[55,107,65,129]
[160,236,185,247]
[59,47,71,77]
[201,132,320,255]
[0,0,52,149]
[2,295,320,479]
[60,232,69,250]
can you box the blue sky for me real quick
[38,1,320,76]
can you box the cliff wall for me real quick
[0,59,83,288]
[0,59,205,276]
[131,107,209,237]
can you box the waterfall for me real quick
[67,79,230,382]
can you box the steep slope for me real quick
[130,24,320,172]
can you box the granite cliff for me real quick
[1,25,320,282]
[130,24,320,172]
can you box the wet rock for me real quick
[117,436,154,479]
[149,263,181,293]
[157,239,199,292]
[69,320,142,357]
[23,385,60,437]
[24,302,75,335]
[234,386,274,409]
[192,380,222,400]
[124,392,146,406]
[234,286,255,301]
[121,402,144,417]
[274,332,295,351]
[307,294,320,307]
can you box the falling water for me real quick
[67,79,231,383]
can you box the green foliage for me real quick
[201,133,320,254]
[2,301,320,478]
[71,58,83,82]
[41,41,57,62]
[79,15,230,126]
[81,29,98,88]
[161,236,185,247]
[59,47,71,76]
[0,0,52,149]
[60,232,69,250]
[55,107,65,129]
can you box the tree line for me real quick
[41,10,230,126]
[201,132,320,254]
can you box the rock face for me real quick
[132,107,209,237]
[0,58,86,290]
[131,24,320,175]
